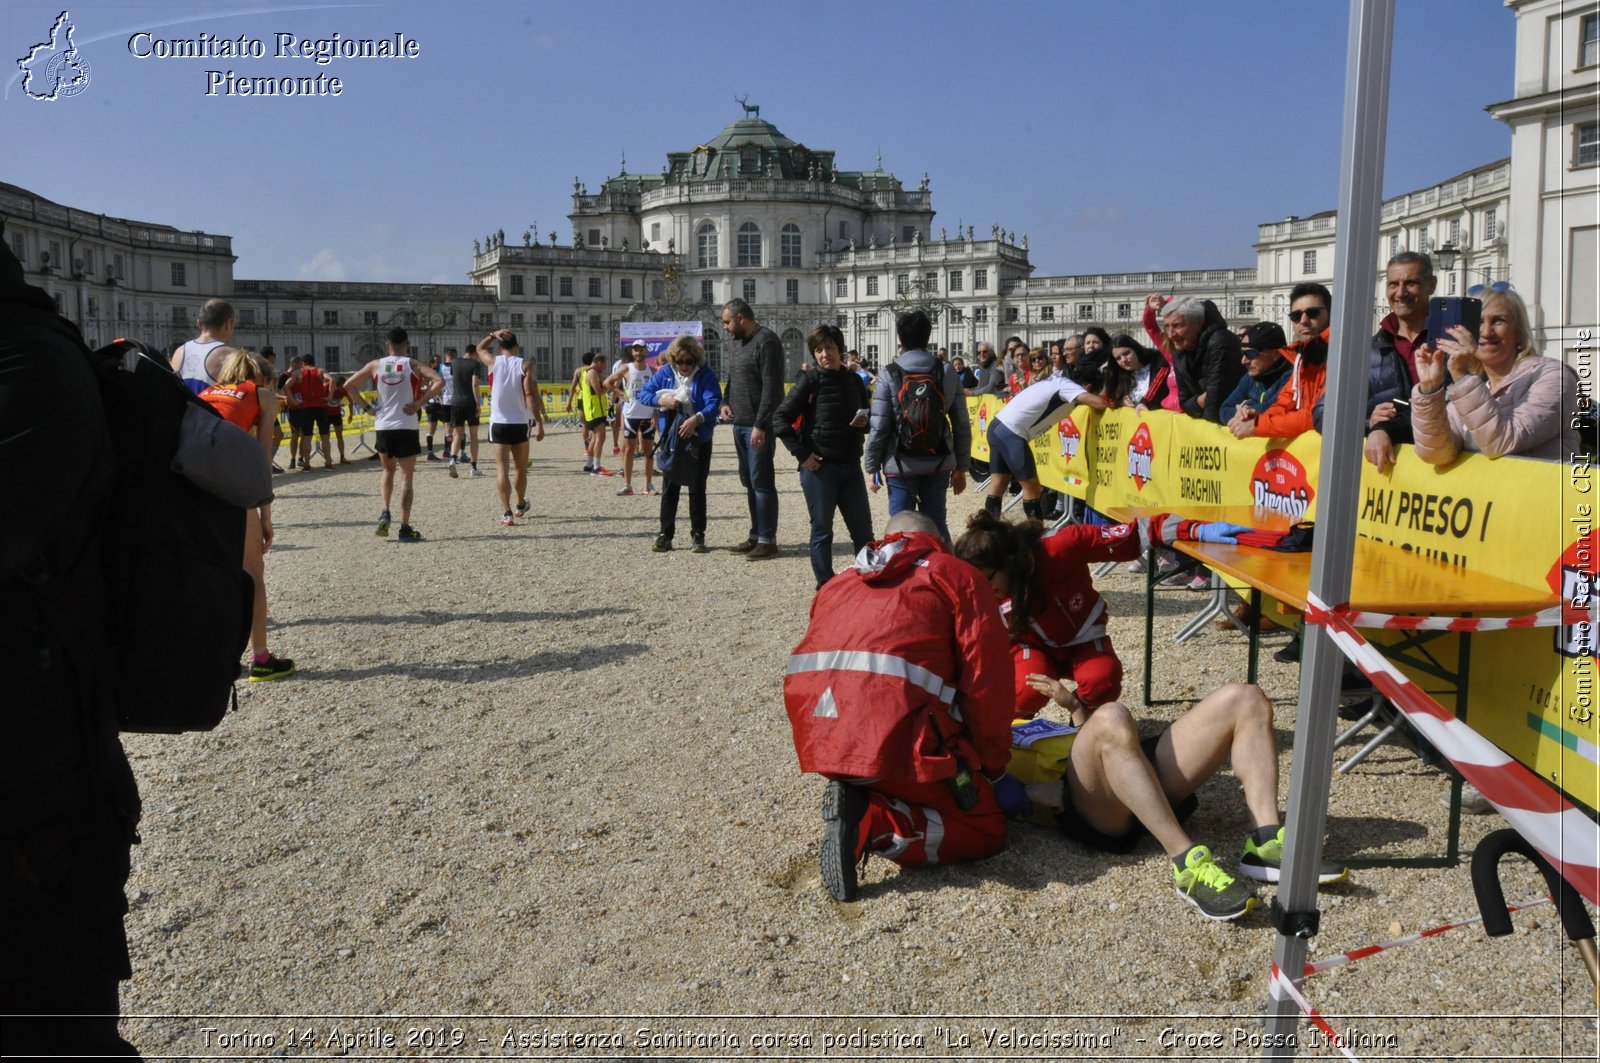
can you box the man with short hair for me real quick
[449,343,487,477]
[1219,322,1293,423]
[1360,252,1436,471]
[784,511,1034,902]
[580,351,612,476]
[965,342,1006,397]
[863,310,972,543]
[982,367,1109,521]
[169,297,234,394]
[279,355,306,469]
[343,327,444,542]
[720,298,786,559]
[605,341,658,496]
[423,354,449,461]
[1229,283,1331,441]
[285,353,334,470]
[1164,297,1244,423]
[475,329,545,525]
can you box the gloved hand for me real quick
[1193,521,1252,544]
[988,773,1032,818]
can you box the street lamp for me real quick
[1433,242,1500,292]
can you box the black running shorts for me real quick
[490,422,529,446]
[374,429,421,459]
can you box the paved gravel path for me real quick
[117,429,1596,1060]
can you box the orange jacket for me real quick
[1253,329,1329,439]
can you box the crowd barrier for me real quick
[964,397,1594,809]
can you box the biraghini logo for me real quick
[1548,530,1597,663]
[1126,423,1154,491]
[1057,416,1081,460]
[18,11,91,101]
[1251,449,1313,519]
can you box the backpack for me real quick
[92,338,256,732]
[887,362,949,458]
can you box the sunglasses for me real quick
[1288,307,1326,323]
[1467,281,1512,298]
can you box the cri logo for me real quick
[977,402,989,435]
[1250,450,1314,520]
[1126,423,1154,491]
[1057,417,1081,460]
[1548,530,1598,664]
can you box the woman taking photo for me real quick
[1410,286,1579,463]
[773,324,874,589]
[198,349,294,682]
[642,336,721,553]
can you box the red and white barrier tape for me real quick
[1304,897,1549,975]
[1336,601,1592,632]
[1306,592,1600,907]
[1270,964,1362,1062]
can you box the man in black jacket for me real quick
[0,239,143,1057]
[719,298,786,560]
[1164,297,1244,424]
[1361,252,1434,471]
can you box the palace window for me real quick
[866,276,879,297]
[780,223,802,268]
[737,222,762,267]
[974,268,989,291]
[698,223,719,268]
[1576,121,1599,167]
[742,279,757,302]
[948,271,963,292]
[171,262,186,286]
[619,279,633,299]
[1302,250,1318,274]
[511,274,524,295]
[559,276,573,297]
[535,275,549,296]
[786,279,799,304]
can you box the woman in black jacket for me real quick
[773,324,874,589]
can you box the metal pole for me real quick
[1261,0,1393,1056]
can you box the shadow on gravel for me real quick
[296,642,649,683]
[1325,813,1430,854]
[281,607,629,629]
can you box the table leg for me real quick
[1247,587,1262,685]
[1143,540,1156,706]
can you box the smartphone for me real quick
[1425,297,1482,344]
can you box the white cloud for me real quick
[296,248,346,281]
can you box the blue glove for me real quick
[988,773,1031,818]
[1193,521,1252,544]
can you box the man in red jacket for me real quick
[784,511,1045,901]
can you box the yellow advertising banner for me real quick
[957,395,1590,806]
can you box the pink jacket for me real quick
[1409,354,1579,463]
[1140,304,1182,412]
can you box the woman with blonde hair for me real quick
[1410,285,1579,463]
[198,349,294,681]
[639,335,722,553]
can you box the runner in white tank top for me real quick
[175,339,226,394]
[490,353,528,426]
[342,332,445,542]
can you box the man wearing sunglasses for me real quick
[1228,283,1331,440]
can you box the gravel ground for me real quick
[117,427,1597,1061]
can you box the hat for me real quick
[631,340,647,349]
[1243,321,1287,353]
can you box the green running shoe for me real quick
[376,510,391,537]
[1238,827,1349,885]
[1173,844,1259,922]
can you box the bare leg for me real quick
[379,455,397,511]
[1061,702,1198,857]
[512,442,529,504]
[397,456,417,525]
[622,437,635,489]
[468,425,479,464]
[643,435,656,488]
[1149,682,1279,830]
[243,509,269,655]
[495,444,512,512]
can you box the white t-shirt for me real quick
[440,361,459,406]
[995,375,1089,440]
[621,363,655,421]
[373,356,420,431]
[490,353,528,426]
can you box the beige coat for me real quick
[1409,353,1580,464]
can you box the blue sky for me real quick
[3,0,1516,284]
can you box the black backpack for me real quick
[887,362,949,458]
[93,338,255,732]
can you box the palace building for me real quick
[5,0,1592,380]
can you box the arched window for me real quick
[697,223,718,269]
[737,222,762,267]
[781,328,804,372]
[780,223,802,268]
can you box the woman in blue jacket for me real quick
[642,335,721,553]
